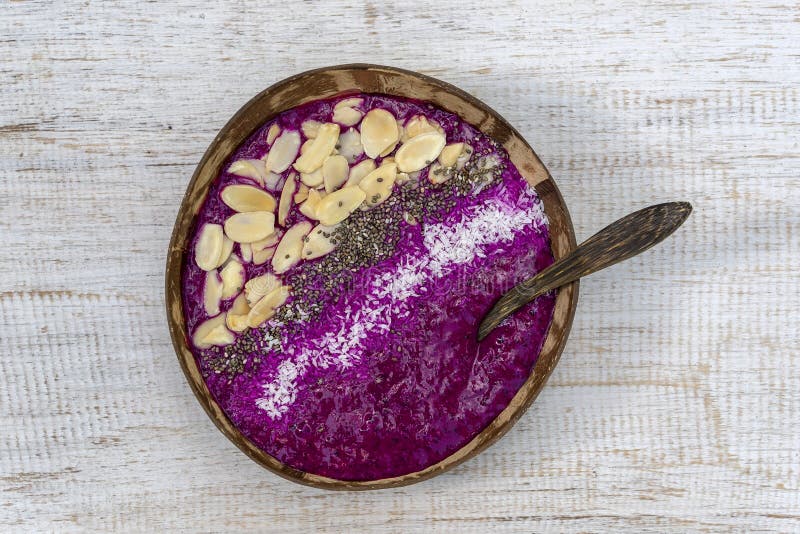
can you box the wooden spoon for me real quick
[477,201,693,341]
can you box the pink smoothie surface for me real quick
[181,93,556,480]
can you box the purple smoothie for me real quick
[182,94,556,480]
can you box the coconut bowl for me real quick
[165,64,579,490]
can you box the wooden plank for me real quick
[1,0,798,531]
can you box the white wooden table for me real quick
[2,1,798,531]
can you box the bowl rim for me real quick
[165,64,579,490]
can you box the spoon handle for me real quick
[477,201,692,341]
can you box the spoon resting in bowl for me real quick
[477,201,693,341]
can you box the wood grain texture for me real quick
[1,0,798,532]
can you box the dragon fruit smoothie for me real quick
[181,93,556,480]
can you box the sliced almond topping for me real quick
[277,172,297,227]
[315,186,366,225]
[192,313,231,349]
[265,130,301,173]
[299,188,324,219]
[226,292,251,332]
[302,224,338,260]
[335,97,363,110]
[301,120,322,139]
[345,159,376,187]
[266,123,281,145]
[223,211,276,243]
[220,259,244,299]
[272,221,312,274]
[247,285,290,328]
[245,273,281,307]
[204,270,223,315]
[360,109,399,159]
[221,184,277,213]
[332,106,363,127]
[251,230,281,252]
[227,159,268,182]
[293,123,340,174]
[226,313,250,333]
[379,142,397,158]
[252,247,276,265]
[260,172,281,191]
[300,167,324,188]
[438,142,464,168]
[215,235,234,269]
[395,131,447,173]
[402,115,443,141]
[337,128,363,163]
[456,143,473,169]
[195,223,224,271]
[300,138,313,154]
[201,324,235,347]
[294,183,310,204]
[230,291,250,315]
[359,162,397,208]
[381,156,395,166]
[396,172,411,185]
[240,242,252,263]
[323,155,349,192]
[427,162,452,184]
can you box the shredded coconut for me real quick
[255,193,547,418]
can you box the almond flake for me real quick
[252,247,276,265]
[192,313,230,349]
[294,183,310,204]
[240,243,252,263]
[300,167,324,188]
[315,186,366,225]
[220,259,244,299]
[323,155,349,192]
[278,173,297,227]
[266,123,281,145]
[302,224,338,260]
[299,189,324,219]
[263,172,283,191]
[223,211,276,243]
[427,162,451,184]
[195,223,224,271]
[395,131,447,173]
[272,221,312,274]
[360,109,399,159]
[204,270,223,315]
[201,324,234,347]
[228,159,268,182]
[245,273,281,307]
[337,128,363,163]
[230,292,250,315]
[225,292,251,332]
[438,142,464,168]
[456,143,474,169]
[221,184,277,213]
[301,120,322,139]
[359,162,397,208]
[265,130,301,173]
[345,159,376,187]
[332,106,363,126]
[401,115,443,141]
[247,285,290,328]
[215,235,234,268]
[335,97,363,110]
[293,123,340,173]
[251,231,281,252]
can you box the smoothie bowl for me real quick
[166,65,578,489]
